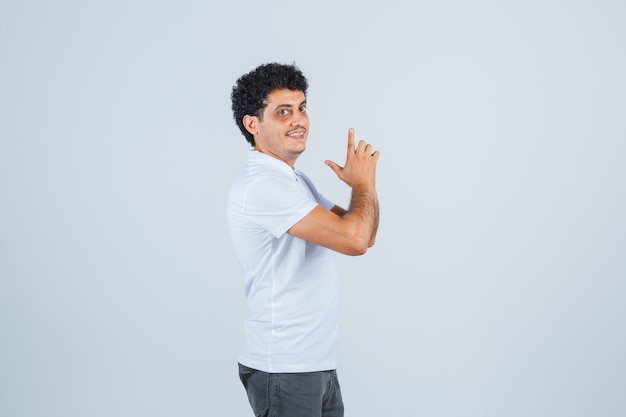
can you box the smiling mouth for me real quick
[287,130,306,139]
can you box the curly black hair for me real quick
[231,63,308,146]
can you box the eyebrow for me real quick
[273,100,307,110]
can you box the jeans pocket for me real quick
[239,364,255,389]
[238,364,269,416]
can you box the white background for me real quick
[1,1,625,416]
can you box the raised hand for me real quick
[289,127,380,254]
[325,128,379,189]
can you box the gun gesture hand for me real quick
[325,128,379,189]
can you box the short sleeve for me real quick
[242,176,318,238]
[296,172,335,210]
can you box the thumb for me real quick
[324,160,343,176]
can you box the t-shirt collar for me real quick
[249,150,300,177]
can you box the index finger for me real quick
[347,128,355,154]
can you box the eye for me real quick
[300,105,307,112]
[278,109,290,116]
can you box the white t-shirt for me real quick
[227,150,340,373]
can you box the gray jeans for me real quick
[238,363,344,417]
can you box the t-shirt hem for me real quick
[238,357,338,373]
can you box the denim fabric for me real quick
[238,363,344,417]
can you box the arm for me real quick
[367,191,379,247]
[288,128,379,256]
[330,192,378,247]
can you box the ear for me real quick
[242,115,259,136]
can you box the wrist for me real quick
[351,182,376,192]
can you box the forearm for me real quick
[324,128,380,253]
[368,190,379,247]
[343,185,378,250]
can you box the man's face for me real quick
[250,88,309,167]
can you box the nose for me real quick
[291,109,307,126]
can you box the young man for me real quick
[228,63,379,417]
